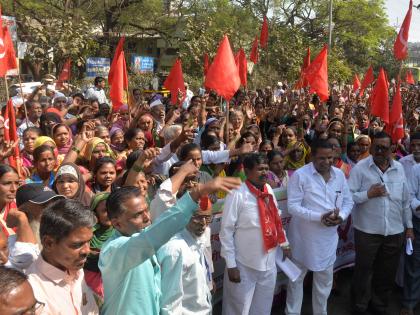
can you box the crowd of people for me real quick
[0,75,420,315]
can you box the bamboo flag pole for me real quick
[17,72,29,124]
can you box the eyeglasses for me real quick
[15,300,45,315]
[191,215,212,224]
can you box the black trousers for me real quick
[351,228,404,313]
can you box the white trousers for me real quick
[222,261,276,315]
[285,263,334,315]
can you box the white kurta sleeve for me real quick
[338,176,354,221]
[220,189,241,269]
[202,150,230,164]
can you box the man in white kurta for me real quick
[286,140,353,315]
[220,153,289,315]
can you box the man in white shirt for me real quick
[157,196,213,314]
[348,131,413,315]
[286,139,354,315]
[220,153,289,315]
[17,100,42,150]
[399,132,420,179]
[84,76,109,105]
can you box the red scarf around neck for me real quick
[245,180,287,252]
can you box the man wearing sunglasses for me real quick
[349,131,413,315]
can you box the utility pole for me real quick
[328,0,333,48]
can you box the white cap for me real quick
[277,81,283,86]
[150,99,163,108]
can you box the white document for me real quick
[276,249,302,282]
[406,238,413,256]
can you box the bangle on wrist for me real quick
[71,146,80,154]
[132,164,143,173]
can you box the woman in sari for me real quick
[0,165,19,237]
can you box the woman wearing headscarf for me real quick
[39,112,62,137]
[80,137,116,170]
[33,136,63,169]
[284,141,310,176]
[52,124,73,157]
[53,162,93,207]
[355,134,371,161]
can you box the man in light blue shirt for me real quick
[99,178,240,315]
[157,197,213,315]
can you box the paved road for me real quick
[214,268,418,315]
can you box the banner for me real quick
[1,16,17,41]
[131,55,154,73]
[86,57,110,78]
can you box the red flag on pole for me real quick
[359,65,374,96]
[387,80,404,142]
[204,35,240,101]
[108,37,125,83]
[295,47,311,89]
[56,59,71,89]
[163,58,186,106]
[250,36,259,64]
[406,70,415,85]
[353,74,361,92]
[3,99,19,171]
[370,68,389,124]
[0,26,18,77]
[303,45,329,101]
[237,48,248,88]
[260,16,269,48]
[394,0,412,60]
[108,51,128,111]
[203,53,210,76]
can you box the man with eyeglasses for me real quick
[348,131,413,315]
[157,196,213,314]
[0,265,43,315]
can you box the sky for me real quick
[385,0,420,42]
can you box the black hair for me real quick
[347,141,359,152]
[311,139,334,156]
[33,145,55,163]
[179,143,201,161]
[0,164,17,178]
[72,92,85,100]
[0,266,28,296]
[236,131,257,148]
[124,128,143,143]
[259,139,273,150]
[372,131,392,143]
[99,103,110,117]
[94,76,105,86]
[201,133,220,150]
[106,186,141,219]
[169,161,186,177]
[25,100,40,110]
[267,150,283,164]
[243,153,268,170]
[126,150,143,170]
[411,132,420,141]
[189,96,200,107]
[93,157,116,175]
[40,113,61,136]
[40,199,96,242]
[23,126,42,138]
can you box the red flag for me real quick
[295,47,311,89]
[3,99,19,170]
[109,51,128,110]
[237,48,247,88]
[406,70,415,85]
[56,58,71,89]
[303,45,329,101]
[388,80,404,142]
[394,0,412,60]
[250,36,259,64]
[108,37,125,84]
[359,66,374,96]
[234,51,240,67]
[260,16,269,48]
[353,74,361,92]
[163,58,186,106]
[370,68,389,124]
[203,53,210,76]
[204,35,240,101]
[0,26,18,77]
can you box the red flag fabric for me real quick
[260,16,269,48]
[203,53,210,76]
[237,48,247,87]
[56,59,71,89]
[370,68,389,124]
[303,45,329,101]
[204,35,240,101]
[234,51,240,67]
[353,74,361,92]
[406,70,415,85]
[3,99,19,170]
[163,58,186,106]
[359,66,374,96]
[109,51,128,110]
[250,36,259,64]
[394,0,412,60]
[295,47,311,89]
[0,26,18,77]
[388,80,404,142]
[108,37,125,84]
